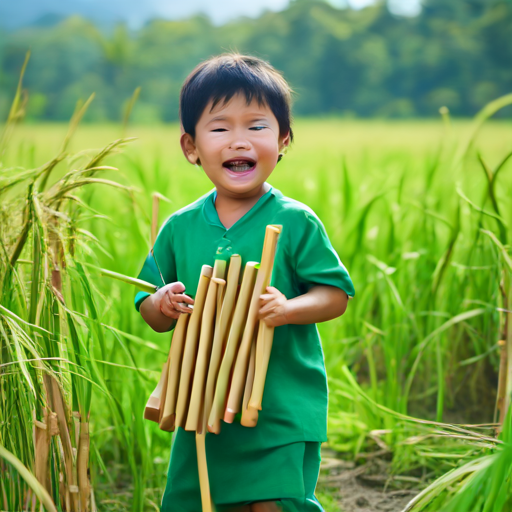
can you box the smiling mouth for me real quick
[223,159,256,172]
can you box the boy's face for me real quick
[180,93,290,199]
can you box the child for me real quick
[134,53,355,512]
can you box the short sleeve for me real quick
[294,211,355,297]
[134,218,177,312]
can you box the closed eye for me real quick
[250,126,266,131]
[211,128,227,132]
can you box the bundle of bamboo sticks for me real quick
[144,224,281,511]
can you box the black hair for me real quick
[180,53,294,148]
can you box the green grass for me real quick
[2,111,512,511]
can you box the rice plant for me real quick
[2,54,512,510]
[0,58,143,511]
[403,405,512,512]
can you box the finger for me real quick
[172,293,195,305]
[161,292,181,313]
[262,317,277,327]
[266,286,280,294]
[175,302,193,314]
[168,281,186,293]
[160,302,180,319]
[160,295,179,317]
[164,293,193,314]
[259,302,278,316]
[260,293,276,301]
[257,308,278,325]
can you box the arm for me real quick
[140,282,194,333]
[259,284,348,327]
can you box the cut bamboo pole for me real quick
[186,277,225,432]
[212,259,227,281]
[241,330,258,427]
[175,265,213,428]
[203,255,242,433]
[216,280,226,326]
[248,321,276,412]
[188,263,226,512]
[159,313,190,431]
[208,262,259,433]
[224,225,281,422]
[196,432,213,512]
[144,352,170,423]
[213,258,227,331]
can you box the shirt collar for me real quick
[202,184,276,232]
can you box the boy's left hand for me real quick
[259,286,289,327]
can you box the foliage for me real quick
[2,70,512,509]
[403,406,512,512]
[0,92,157,511]
[0,0,511,122]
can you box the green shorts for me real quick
[161,426,324,512]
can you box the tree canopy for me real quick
[0,0,510,122]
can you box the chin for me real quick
[223,182,264,195]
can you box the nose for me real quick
[228,129,251,150]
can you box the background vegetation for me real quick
[3,105,512,510]
[2,0,512,510]
[0,0,511,123]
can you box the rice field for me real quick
[2,96,512,511]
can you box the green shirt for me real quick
[134,184,354,447]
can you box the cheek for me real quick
[255,138,280,160]
[196,138,223,160]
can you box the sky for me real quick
[0,0,422,29]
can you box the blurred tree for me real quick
[0,0,510,121]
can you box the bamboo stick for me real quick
[159,313,190,431]
[144,352,170,423]
[212,259,227,281]
[188,263,226,512]
[214,258,227,328]
[240,330,258,427]
[203,255,242,433]
[216,284,226,325]
[175,265,213,428]
[208,262,259,433]
[224,225,281,422]
[186,277,225,432]
[248,321,275,412]
[196,432,213,512]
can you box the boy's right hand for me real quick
[154,282,195,319]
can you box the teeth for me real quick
[227,163,253,172]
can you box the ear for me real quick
[279,131,291,152]
[180,132,200,165]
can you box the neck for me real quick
[214,182,270,229]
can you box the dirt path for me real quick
[318,451,419,512]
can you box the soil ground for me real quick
[317,450,420,512]
[96,451,422,511]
